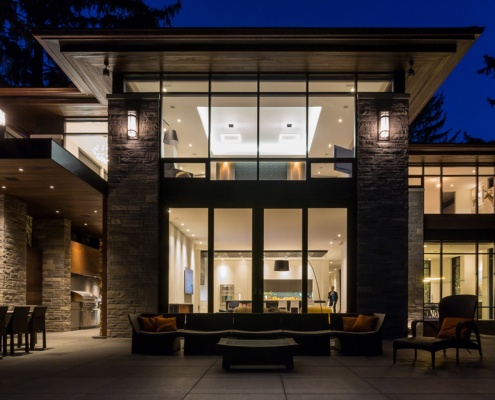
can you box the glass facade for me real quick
[131,73,383,180]
[424,241,495,320]
[409,164,495,214]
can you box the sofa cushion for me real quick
[155,317,178,332]
[343,317,358,332]
[437,317,473,340]
[138,315,163,332]
[350,314,375,332]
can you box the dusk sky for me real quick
[151,0,495,142]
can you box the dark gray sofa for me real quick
[130,312,372,357]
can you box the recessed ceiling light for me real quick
[84,223,88,226]
[287,123,292,128]
[338,119,342,123]
[56,210,60,213]
[94,210,98,213]
[18,168,23,172]
[1,186,6,189]
[328,144,332,148]
[228,123,234,128]
[338,234,341,237]
[49,185,55,189]
[279,134,299,142]
[189,144,192,147]
[220,133,241,143]
[177,119,181,123]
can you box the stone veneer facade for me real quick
[33,218,71,332]
[0,194,27,305]
[357,95,410,338]
[106,95,161,337]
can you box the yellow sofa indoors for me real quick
[307,305,332,322]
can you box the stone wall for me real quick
[33,218,71,332]
[408,188,425,324]
[0,194,27,305]
[107,95,160,337]
[357,95,409,338]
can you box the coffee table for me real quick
[217,337,299,370]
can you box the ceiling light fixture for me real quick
[407,59,415,77]
[103,59,110,77]
[163,119,179,144]
[92,144,108,165]
[274,260,289,272]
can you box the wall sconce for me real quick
[127,110,138,139]
[0,109,6,135]
[378,111,390,141]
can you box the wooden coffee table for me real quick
[217,337,299,370]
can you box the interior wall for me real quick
[169,223,198,306]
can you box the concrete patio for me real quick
[0,329,494,399]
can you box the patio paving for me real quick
[0,329,494,399]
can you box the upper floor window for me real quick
[409,164,495,214]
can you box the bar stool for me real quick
[0,306,8,357]
[6,306,30,355]
[29,306,47,350]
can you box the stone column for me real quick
[0,194,27,305]
[106,95,160,337]
[408,188,425,324]
[357,94,409,338]
[33,218,71,332]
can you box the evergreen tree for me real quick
[478,54,495,107]
[409,92,459,143]
[0,0,181,87]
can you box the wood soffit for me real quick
[32,27,483,123]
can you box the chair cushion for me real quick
[437,317,473,340]
[350,314,375,332]
[155,317,178,332]
[138,315,162,332]
[343,317,358,332]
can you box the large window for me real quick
[410,164,495,214]
[155,74,384,180]
[424,241,495,320]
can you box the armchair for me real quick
[393,294,483,369]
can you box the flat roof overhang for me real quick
[0,139,107,236]
[409,144,495,164]
[33,27,483,122]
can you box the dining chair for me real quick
[6,306,30,355]
[28,306,47,350]
[0,306,8,357]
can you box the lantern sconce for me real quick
[0,109,6,135]
[378,111,390,141]
[127,110,138,139]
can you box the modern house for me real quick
[1,27,493,338]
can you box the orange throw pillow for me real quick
[343,317,358,332]
[155,317,178,332]
[139,315,162,332]
[437,317,473,340]
[351,314,374,332]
